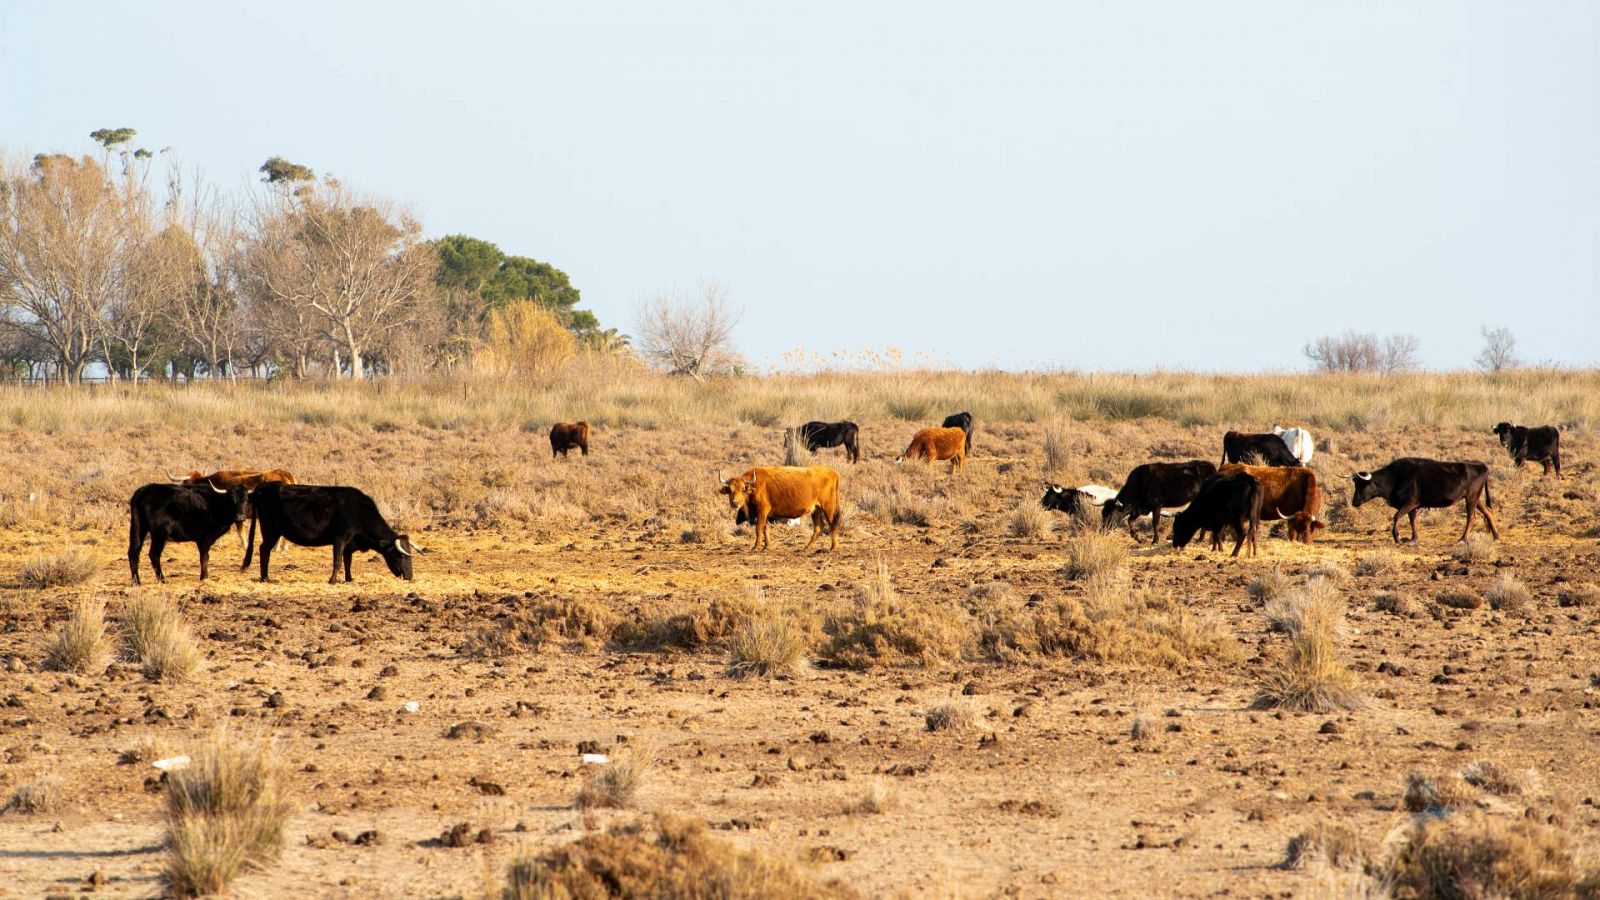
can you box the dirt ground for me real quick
[1,416,1597,898]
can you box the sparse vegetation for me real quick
[121,595,201,682]
[1352,549,1397,577]
[1282,819,1365,870]
[164,731,292,897]
[924,700,980,732]
[2,779,59,815]
[1451,532,1499,564]
[575,747,655,810]
[727,602,810,677]
[1485,574,1531,615]
[841,780,894,816]
[44,598,111,673]
[821,560,968,669]
[19,550,96,588]
[1255,582,1363,713]
[1005,500,1052,540]
[1386,811,1580,899]
[1061,529,1126,581]
[1247,568,1295,605]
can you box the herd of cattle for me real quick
[118,416,1564,584]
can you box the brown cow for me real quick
[896,427,967,473]
[719,466,842,552]
[175,469,296,550]
[1219,463,1323,543]
[550,421,590,458]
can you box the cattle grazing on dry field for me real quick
[550,421,590,458]
[246,482,419,583]
[1220,430,1302,467]
[1101,460,1217,543]
[1351,458,1498,544]
[1492,422,1561,477]
[897,427,967,473]
[1171,471,1262,558]
[1272,426,1315,465]
[720,466,842,552]
[793,421,860,463]
[1219,463,1323,543]
[128,480,249,585]
[941,411,974,455]
[175,468,296,550]
[1040,483,1117,519]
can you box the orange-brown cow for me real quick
[1219,463,1323,543]
[175,469,296,551]
[719,466,842,552]
[896,427,967,473]
[550,421,590,458]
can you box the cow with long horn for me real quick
[128,479,249,584]
[245,482,418,583]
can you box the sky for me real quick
[2,2,1596,372]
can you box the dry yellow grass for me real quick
[1061,528,1126,581]
[164,730,292,897]
[120,594,201,682]
[2,779,59,815]
[18,549,97,589]
[575,746,656,810]
[726,598,811,677]
[44,598,110,674]
[1255,581,1363,713]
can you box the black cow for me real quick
[128,481,248,585]
[246,482,418,583]
[1101,460,1218,543]
[1041,484,1093,517]
[1350,458,1497,544]
[1171,472,1262,558]
[1492,422,1561,477]
[1220,431,1301,467]
[794,421,860,464]
[941,411,974,455]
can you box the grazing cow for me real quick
[896,427,967,473]
[1101,460,1218,543]
[176,468,296,550]
[1272,426,1315,466]
[128,481,249,585]
[1492,422,1561,477]
[1220,431,1302,467]
[1171,472,1263,558]
[792,421,860,464]
[550,421,590,458]
[941,411,974,455]
[246,482,419,583]
[1350,458,1497,544]
[719,466,841,552]
[1219,464,1324,543]
[1040,483,1118,518]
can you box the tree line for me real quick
[0,129,617,382]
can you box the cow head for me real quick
[1350,472,1380,507]
[1286,514,1325,544]
[1100,499,1129,531]
[1040,484,1081,514]
[377,535,417,580]
[220,483,249,523]
[1169,508,1201,550]
[1491,422,1513,446]
[719,472,754,511]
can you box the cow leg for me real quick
[1478,497,1500,540]
[802,509,820,552]
[149,534,167,583]
[1388,506,1407,544]
[258,533,277,582]
[1150,509,1162,545]
[197,541,211,581]
[1407,508,1421,543]
[1553,449,1562,478]
[757,511,770,551]
[1540,458,1552,478]
[1459,498,1476,542]
[343,546,355,582]
[329,541,344,584]
[1230,526,1245,558]
[128,522,144,587]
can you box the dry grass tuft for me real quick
[726,602,810,678]
[1459,760,1539,798]
[924,700,981,733]
[1305,560,1349,583]
[820,559,967,669]
[1557,584,1598,608]
[1061,529,1126,581]
[575,747,655,810]
[1006,500,1053,540]
[1403,772,1480,813]
[19,550,96,589]
[468,595,620,658]
[2,779,59,815]
[1435,587,1484,610]
[164,731,292,897]
[1041,420,1071,473]
[1282,819,1366,871]
[1128,714,1160,744]
[1451,532,1500,564]
[841,780,894,816]
[1385,811,1580,900]
[1254,582,1363,713]
[1028,580,1242,668]
[44,598,111,674]
[121,595,201,682]
[1247,568,1295,606]
[503,812,855,899]
[1485,574,1532,615]
[1373,591,1425,619]
[616,595,755,653]
[1353,549,1398,577]
[118,734,175,766]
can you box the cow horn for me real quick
[1355,472,1372,481]
[167,470,186,483]
[395,540,413,557]
[206,478,227,494]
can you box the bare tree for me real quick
[1475,325,1518,373]
[1304,330,1419,374]
[238,180,437,378]
[634,281,742,380]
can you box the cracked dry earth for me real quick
[0,418,1597,897]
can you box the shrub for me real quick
[1353,550,1397,577]
[726,603,809,677]
[165,731,292,897]
[614,595,753,653]
[1386,811,1580,900]
[1282,819,1365,870]
[1030,581,1241,668]
[1402,772,1479,813]
[820,561,968,669]
[575,747,655,810]
[1459,760,1539,798]
[1061,529,1125,581]
[1006,500,1052,540]
[121,595,200,682]
[1373,591,1425,619]
[503,813,854,899]
[1451,532,1500,564]
[1485,574,1531,615]
[1254,583,1363,713]
[1041,420,1070,473]
[1435,588,1484,610]
[19,550,96,589]
[1557,584,1598,608]
[44,598,110,674]
[1247,568,1295,606]
[2,779,59,815]
[924,700,980,733]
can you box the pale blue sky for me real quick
[3,2,1595,371]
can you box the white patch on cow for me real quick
[1274,426,1315,465]
[1075,484,1118,506]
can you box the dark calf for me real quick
[795,421,860,464]
[1492,422,1561,477]
[1171,472,1262,558]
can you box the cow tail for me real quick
[1484,478,1492,510]
[127,499,142,557]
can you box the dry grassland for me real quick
[0,369,1598,897]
